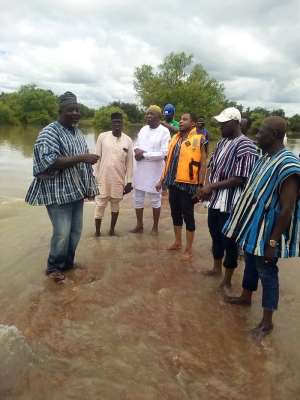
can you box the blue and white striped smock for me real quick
[223,149,300,258]
[25,121,99,206]
[208,134,258,213]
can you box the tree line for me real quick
[0,53,299,134]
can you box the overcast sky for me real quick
[0,0,299,115]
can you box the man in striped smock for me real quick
[197,107,258,290]
[224,116,300,338]
[25,92,99,282]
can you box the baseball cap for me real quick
[214,107,241,123]
[163,103,175,116]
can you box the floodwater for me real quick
[0,125,300,399]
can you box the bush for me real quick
[93,106,129,131]
[0,102,17,125]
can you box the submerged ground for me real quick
[0,195,299,399]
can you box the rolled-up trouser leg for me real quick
[256,256,279,311]
[149,192,162,209]
[94,196,108,219]
[181,190,195,232]
[169,186,183,227]
[110,198,121,213]
[242,252,259,291]
[134,189,145,209]
[219,211,238,269]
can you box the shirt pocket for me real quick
[112,146,127,163]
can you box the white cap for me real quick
[214,107,241,123]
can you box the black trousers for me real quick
[169,186,195,232]
[208,208,238,269]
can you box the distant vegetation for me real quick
[0,53,299,135]
[0,84,95,126]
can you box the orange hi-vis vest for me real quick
[162,128,206,185]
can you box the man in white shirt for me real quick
[131,105,171,234]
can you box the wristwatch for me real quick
[269,240,278,248]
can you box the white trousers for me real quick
[133,189,161,209]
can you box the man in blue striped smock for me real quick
[25,92,99,282]
[223,116,300,338]
[197,107,258,290]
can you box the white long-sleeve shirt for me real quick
[133,124,170,193]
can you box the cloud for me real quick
[0,0,299,114]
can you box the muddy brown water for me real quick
[0,126,300,399]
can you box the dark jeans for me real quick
[243,253,279,311]
[208,208,238,269]
[169,186,195,231]
[46,199,84,274]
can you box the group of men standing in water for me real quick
[26,91,300,338]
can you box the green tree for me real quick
[93,106,129,131]
[289,114,300,132]
[248,107,270,134]
[110,101,143,123]
[15,84,58,125]
[0,102,16,124]
[0,85,101,126]
[271,108,285,118]
[79,103,95,119]
[134,52,225,118]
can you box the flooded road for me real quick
[0,126,300,399]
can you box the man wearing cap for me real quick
[131,105,171,234]
[25,92,99,282]
[197,107,258,291]
[161,103,179,135]
[93,112,133,237]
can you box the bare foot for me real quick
[218,280,232,294]
[202,268,222,277]
[250,322,273,339]
[167,242,182,251]
[130,226,144,234]
[225,295,252,306]
[181,250,192,262]
[151,228,159,236]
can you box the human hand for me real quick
[134,148,145,160]
[196,184,212,201]
[155,180,162,192]
[134,148,144,155]
[80,153,99,164]
[123,182,133,195]
[135,151,145,161]
[264,245,276,264]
